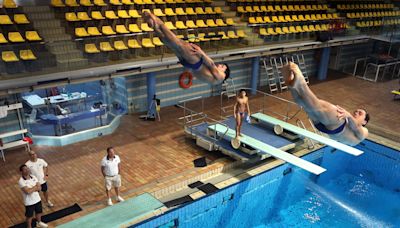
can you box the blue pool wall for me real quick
[133,141,400,228]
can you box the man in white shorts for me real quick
[25,151,54,207]
[18,164,48,228]
[101,147,124,206]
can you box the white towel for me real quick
[0,106,7,119]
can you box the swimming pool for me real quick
[134,140,400,227]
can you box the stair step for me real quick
[22,6,51,13]
[55,51,85,61]
[27,13,56,20]
[48,42,77,52]
[57,58,89,68]
[210,1,226,7]
[33,20,61,29]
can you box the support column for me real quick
[146,72,156,117]
[317,47,331,81]
[251,56,260,95]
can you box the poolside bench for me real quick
[0,129,30,162]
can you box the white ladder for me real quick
[270,57,288,92]
[293,54,310,85]
[221,78,236,99]
[262,58,279,93]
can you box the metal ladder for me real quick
[271,57,288,92]
[291,54,310,85]
[262,58,279,93]
[221,78,236,99]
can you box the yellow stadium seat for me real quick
[237,30,246,38]
[14,14,30,24]
[259,28,268,36]
[254,6,262,13]
[65,0,79,7]
[26,31,42,41]
[186,20,197,28]
[321,24,328,31]
[175,8,186,15]
[275,5,282,12]
[302,25,310,32]
[140,23,153,32]
[102,26,116,35]
[226,18,236,26]
[311,5,318,11]
[129,10,141,18]
[51,0,65,7]
[3,0,17,8]
[214,7,223,14]
[8,32,25,42]
[2,51,19,62]
[208,32,220,41]
[88,27,102,36]
[118,10,130,18]
[78,12,91,21]
[128,39,141,48]
[304,14,311,21]
[85,43,100,53]
[294,5,300,11]
[198,33,210,42]
[195,7,206,14]
[129,24,142,33]
[165,21,176,30]
[237,6,245,13]
[206,19,217,27]
[218,31,229,40]
[154,0,165,4]
[260,5,267,12]
[205,7,215,14]
[298,15,305,21]
[110,0,122,5]
[175,21,187,29]
[75,28,90,37]
[122,0,133,4]
[152,37,163,46]
[100,42,114,51]
[282,27,290,34]
[255,17,263,23]
[308,25,316,31]
[216,19,227,26]
[187,34,198,43]
[80,0,93,6]
[295,25,304,33]
[65,12,79,21]
[292,15,300,22]
[114,40,128,50]
[105,11,118,19]
[116,25,129,34]
[275,27,285,35]
[142,38,155,48]
[272,16,279,23]
[311,14,317,20]
[267,5,275,12]
[333,13,339,19]
[154,8,165,16]
[282,5,288,12]
[285,15,293,22]
[160,8,173,16]
[185,8,196,15]
[289,26,297,33]
[91,11,105,20]
[315,24,322,31]
[0,15,13,25]
[196,20,207,28]
[267,28,277,35]
[0,33,8,44]
[306,5,312,11]
[94,0,107,6]
[245,6,254,13]
[263,16,271,23]
[227,31,239,39]
[20,50,37,60]
[134,0,144,4]
[143,0,155,4]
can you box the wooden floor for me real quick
[0,73,399,227]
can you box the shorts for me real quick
[25,201,43,218]
[105,175,121,190]
[41,182,48,192]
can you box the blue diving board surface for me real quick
[58,193,164,228]
[251,113,363,156]
[208,124,326,175]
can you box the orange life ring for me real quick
[179,71,193,89]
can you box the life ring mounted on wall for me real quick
[179,71,193,89]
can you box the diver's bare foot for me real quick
[282,62,296,86]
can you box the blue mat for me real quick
[58,193,164,228]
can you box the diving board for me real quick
[208,124,326,175]
[58,193,164,228]
[251,113,363,156]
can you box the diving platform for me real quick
[207,124,326,175]
[251,113,364,156]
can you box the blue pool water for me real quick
[135,140,400,228]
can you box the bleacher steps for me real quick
[22,6,89,69]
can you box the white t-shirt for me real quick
[101,155,120,176]
[18,175,41,206]
[26,158,48,184]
